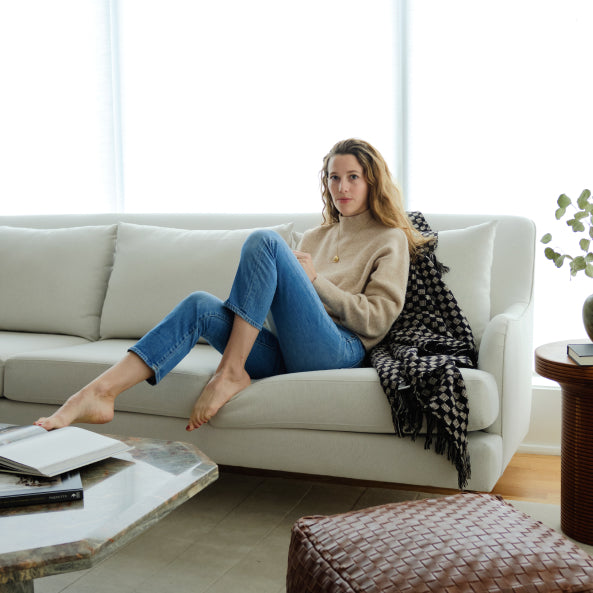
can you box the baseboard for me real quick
[521,381,561,454]
[517,443,560,456]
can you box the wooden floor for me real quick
[490,452,561,504]
[410,453,562,504]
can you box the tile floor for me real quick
[33,471,592,593]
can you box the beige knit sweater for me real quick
[298,209,409,350]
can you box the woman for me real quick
[35,139,427,433]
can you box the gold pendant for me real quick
[332,255,339,263]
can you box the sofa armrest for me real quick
[477,300,534,469]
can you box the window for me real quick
[0,1,118,214]
[1,0,397,215]
[406,0,593,347]
[116,0,398,213]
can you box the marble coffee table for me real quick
[0,428,218,593]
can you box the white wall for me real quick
[519,380,562,455]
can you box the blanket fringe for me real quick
[426,415,471,490]
[390,391,471,490]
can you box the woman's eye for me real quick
[350,174,359,180]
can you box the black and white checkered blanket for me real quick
[369,212,478,489]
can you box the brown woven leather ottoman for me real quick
[287,493,593,593]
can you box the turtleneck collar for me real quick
[338,209,375,233]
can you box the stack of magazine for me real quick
[0,425,130,508]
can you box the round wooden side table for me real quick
[535,340,593,545]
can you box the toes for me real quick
[36,419,56,431]
[35,414,68,431]
[34,418,53,430]
[186,415,210,431]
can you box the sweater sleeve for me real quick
[312,229,409,347]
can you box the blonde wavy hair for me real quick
[320,138,430,258]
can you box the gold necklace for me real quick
[332,222,341,263]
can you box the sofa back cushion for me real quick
[100,222,294,339]
[436,221,497,346]
[0,225,117,340]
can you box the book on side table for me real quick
[0,471,83,508]
[0,425,131,477]
[567,342,593,366]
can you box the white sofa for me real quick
[0,212,535,491]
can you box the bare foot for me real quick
[35,388,116,431]
[186,370,251,431]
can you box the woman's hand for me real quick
[293,250,317,282]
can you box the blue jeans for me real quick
[129,229,366,384]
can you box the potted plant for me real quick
[541,189,593,338]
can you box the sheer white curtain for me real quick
[0,0,397,216]
[0,1,118,214]
[405,0,593,349]
[115,0,398,213]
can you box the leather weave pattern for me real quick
[286,493,593,593]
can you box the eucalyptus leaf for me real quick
[555,207,566,219]
[576,211,589,220]
[541,233,552,244]
[544,247,558,260]
[572,256,586,271]
[578,190,592,209]
[558,194,571,208]
[571,220,585,232]
[587,264,593,278]
[581,239,591,252]
[555,254,567,268]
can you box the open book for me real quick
[0,425,131,477]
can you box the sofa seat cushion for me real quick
[212,367,498,433]
[3,341,221,419]
[0,332,90,395]
[5,343,498,433]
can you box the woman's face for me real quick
[328,154,369,217]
